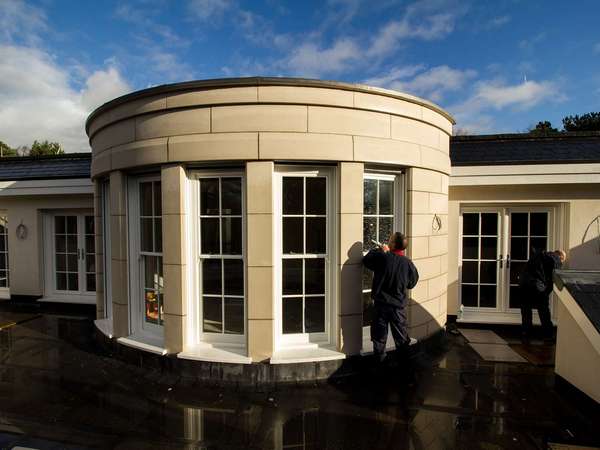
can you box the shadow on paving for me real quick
[0,304,599,449]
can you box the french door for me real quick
[459,206,554,322]
[45,212,96,302]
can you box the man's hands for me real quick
[380,244,390,252]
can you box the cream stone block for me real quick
[247,266,274,319]
[110,215,127,261]
[408,322,428,339]
[428,318,444,335]
[164,313,186,354]
[162,214,186,265]
[87,112,112,139]
[110,95,167,124]
[167,87,258,108]
[339,263,363,316]
[91,119,135,153]
[212,105,307,133]
[410,297,440,326]
[413,256,441,281]
[248,319,274,362]
[429,234,448,257]
[339,162,363,214]
[429,192,448,214]
[109,171,127,216]
[308,106,390,138]
[409,191,430,215]
[440,253,448,273]
[91,150,111,178]
[111,138,168,171]
[259,132,353,161]
[438,131,450,154]
[428,273,447,299]
[163,263,187,316]
[246,161,273,214]
[353,136,420,166]
[353,92,422,120]
[339,314,362,355]
[169,132,259,162]
[439,292,448,315]
[247,214,273,267]
[136,109,211,140]
[258,86,353,107]
[112,302,130,337]
[441,175,449,195]
[96,291,105,319]
[339,213,363,265]
[111,259,129,305]
[161,164,186,215]
[407,236,429,259]
[421,107,453,136]
[391,116,439,150]
[410,167,442,193]
[408,214,437,237]
[420,146,451,174]
[409,280,428,303]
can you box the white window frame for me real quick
[188,170,247,349]
[361,170,405,352]
[102,180,112,319]
[127,175,164,342]
[0,213,9,299]
[274,165,337,350]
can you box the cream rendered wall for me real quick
[447,183,600,315]
[2,195,93,297]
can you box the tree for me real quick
[0,141,17,157]
[529,121,559,136]
[28,140,64,156]
[562,112,600,132]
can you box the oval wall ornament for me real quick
[16,222,28,240]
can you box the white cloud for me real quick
[283,38,361,77]
[188,0,233,21]
[487,15,510,29]
[0,0,47,45]
[0,45,131,152]
[594,42,600,54]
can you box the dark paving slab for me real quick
[0,310,40,330]
[0,307,599,449]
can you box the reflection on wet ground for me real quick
[0,303,599,449]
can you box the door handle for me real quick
[498,254,503,269]
[506,254,511,269]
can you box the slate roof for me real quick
[555,270,600,335]
[0,153,91,181]
[451,132,600,166]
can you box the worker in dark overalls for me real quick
[363,232,419,364]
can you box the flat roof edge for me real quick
[85,76,456,134]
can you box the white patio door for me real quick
[459,206,554,323]
[44,212,96,303]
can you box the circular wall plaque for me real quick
[16,223,28,240]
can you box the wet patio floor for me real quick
[0,302,599,449]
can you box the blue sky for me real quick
[1,0,600,151]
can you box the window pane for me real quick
[378,217,393,246]
[305,296,325,333]
[56,235,66,253]
[143,256,159,289]
[510,237,528,261]
[203,297,223,333]
[56,254,66,271]
[200,218,220,254]
[479,285,496,308]
[510,261,527,285]
[0,272,7,288]
[67,254,78,272]
[462,261,478,283]
[200,178,220,215]
[67,216,77,234]
[462,237,478,260]
[85,216,94,235]
[462,213,479,235]
[461,284,477,307]
[86,274,96,292]
[0,256,5,271]
[480,261,497,284]
[153,181,162,216]
[68,273,78,291]
[530,237,547,253]
[283,177,303,215]
[86,255,95,272]
[224,297,244,334]
[282,259,302,295]
[509,286,522,309]
[154,218,162,253]
[140,182,153,216]
[85,235,95,254]
[67,234,78,253]
[480,237,497,260]
[283,217,303,254]
[306,177,326,215]
[363,217,377,249]
[202,259,222,295]
[305,217,326,254]
[221,178,242,215]
[282,297,303,334]
[140,218,153,252]
[221,217,242,255]
[56,273,67,290]
[481,213,497,236]
[530,213,547,236]
[511,213,528,236]
[363,179,377,215]
[378,180,394,215]
[305,258,325,295]
[223,259,243,296]
[362,292,374,327]
[55,216,65,234]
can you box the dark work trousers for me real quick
[371,302,409,360]
[520,290,553,337]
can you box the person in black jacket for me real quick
[363,232,419,363]
[519,248,566,340]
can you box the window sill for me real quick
[94,318,113,339]
[118,335,167,356]
[177,343,252,364]
[270,345,346,364]
[39,295,96,305]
